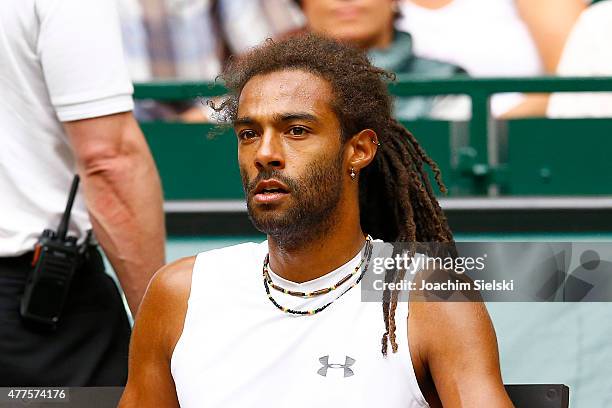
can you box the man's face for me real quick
[301,0,396,49]
[235,69,347,245]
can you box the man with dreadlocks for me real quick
[120,34,512,408]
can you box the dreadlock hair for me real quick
[214,34,455,356]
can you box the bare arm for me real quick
[501,93,549,118]
[516,0,586,73]
[63,111,165,315]
[119,256,194,408]
[410,300,513,407]
[502,0,585,118]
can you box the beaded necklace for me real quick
[263,235,372,298]
[262,236,374,315]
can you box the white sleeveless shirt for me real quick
[171,241,429,408]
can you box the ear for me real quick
[344,129,379,175]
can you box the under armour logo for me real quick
[317,355,356,377]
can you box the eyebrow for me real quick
[234,116,255,126]
[274,112,318,123]
[234,112,319,127]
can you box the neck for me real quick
[267,216,365,284]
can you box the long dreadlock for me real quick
[215,33,455,356]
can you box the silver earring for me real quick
[350,167,356,180]
[372,139,380,146]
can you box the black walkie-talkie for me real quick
[20,175,82,329]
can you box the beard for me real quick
[241,151,345,250]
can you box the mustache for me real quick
[244,169,299,195]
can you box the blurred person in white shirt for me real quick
[547,0,612,118]
[397,0,585,118]
[0,0,165,386]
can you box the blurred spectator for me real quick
[119,0,221,80]
[211,0,304,58]
[119,0,303,121]
[295,0,467,120]
[118,0,153,82]
[547,0,612,118]
[118,0,222,121]
[397,0,586,117]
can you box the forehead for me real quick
[237,69,335,121]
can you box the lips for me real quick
[334,6,362,20]
[252,179,290,204]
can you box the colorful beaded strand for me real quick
[263,235,372,298]
[262,237,373,316]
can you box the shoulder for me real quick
[410,300,494,339]
[567,1,612,41]
[182,241,267,300]
[409,299,498,373]
[120,257,195,408]
[409,56,466,76]
[152,242,265,295]
[190,241,266,277]
[408,261,493,350]
[143,241,265,307]
[146,256,196,307]
[199,241,266,258]
[134,256,196,358]
[407,259,495,357]
[588,0,612,17]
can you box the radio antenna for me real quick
[57,175,80,241]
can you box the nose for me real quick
[254,131,285,172]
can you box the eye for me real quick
[288,126,308,136]
[238,130,258,140]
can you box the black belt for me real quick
[0,252,33,267]
[0,245,100,273]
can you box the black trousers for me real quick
[0,248,131,386]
